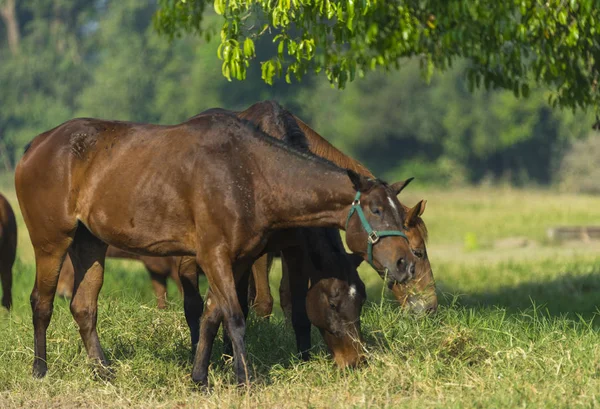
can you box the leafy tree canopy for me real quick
[155,0,600,116]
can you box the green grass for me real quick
[1,180,600,407]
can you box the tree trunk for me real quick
[0,0,20,55]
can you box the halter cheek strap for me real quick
[345,191,409,268]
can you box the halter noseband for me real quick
[345,191,409,268]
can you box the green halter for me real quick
[345,191,409,268]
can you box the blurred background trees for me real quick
[0,0,597,191]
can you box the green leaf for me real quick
[243,38,255,57]
[214,0,225,16]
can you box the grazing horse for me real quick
[0,194,17,310]
[16,111,416,385]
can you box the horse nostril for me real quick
[396,257,405,270]
[408,263,415,279]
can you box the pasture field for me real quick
[1,178,600,408]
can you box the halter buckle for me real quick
[368,231,380,244]
[352,199,360,206]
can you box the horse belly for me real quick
[77,174,197,257]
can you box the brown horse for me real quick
[57,101,435,317]
[54,101,435,368]
[0,194,17,310]
[16,111,416,385]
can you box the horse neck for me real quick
[256,151,355,230]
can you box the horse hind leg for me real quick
[31,238,73,378]
[68,223,109,378]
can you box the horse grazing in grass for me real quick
[0,194,17,310]
[16,111,416,386]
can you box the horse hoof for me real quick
[191,373,209,389]
[92,363,115,381]
[32,361,47,379]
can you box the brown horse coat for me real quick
[16,112,416,385]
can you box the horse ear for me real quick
[418,199,427,216]
[406,200,426,227]
[390,177,414,195]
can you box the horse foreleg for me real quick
[193,252,249,386]
[223,268,250,358]
[178,256,203,352]
[250,254,273,318]
[281,247,311,361]
[148,270,169,309]
[56,254,75,299]
[279,254,293,322]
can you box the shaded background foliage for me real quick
[0,0,597,189]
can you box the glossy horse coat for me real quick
[16,112,416,385]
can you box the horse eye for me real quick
[370,207,381,216]
[329,301,336,309]
[412,249,424,259]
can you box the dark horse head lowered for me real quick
[16,112,417,386]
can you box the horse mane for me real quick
[198,111,347,174]
[238,101,309,152]
[293,115,374,178]
[415,217,429,243]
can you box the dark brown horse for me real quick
[0,193,17,310]
[16,111,416,385]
